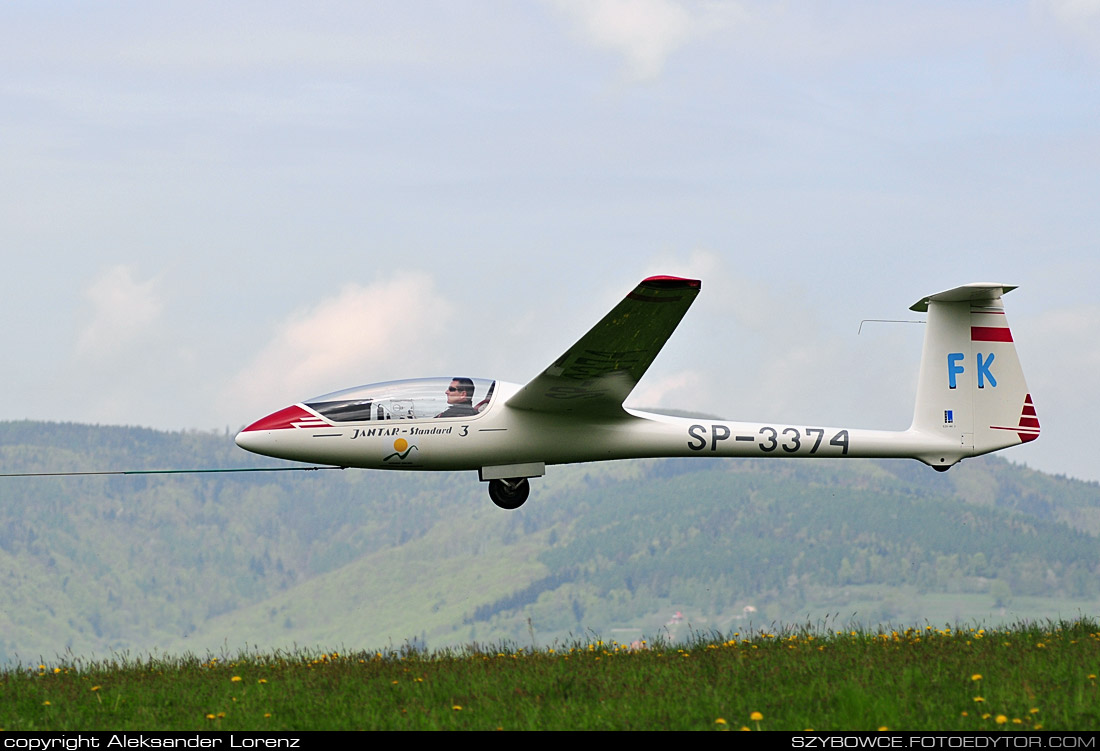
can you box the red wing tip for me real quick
[640,276,701,289]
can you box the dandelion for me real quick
[995,715,1007,724]
[258,679,268,684]
[452,705,463,711]
[42,701,51,706]
[750,711,763,721]
[973,697,985,703]
[1029,708,1039,714]
[715,718,727,725]
[971,674,982,681]
[205,714,215,720]
[231,676,242,682]
[90,686,101,692]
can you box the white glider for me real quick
[236,277,1039,509]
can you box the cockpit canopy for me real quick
[304,377,496,423]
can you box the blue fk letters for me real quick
[947,352,996,389]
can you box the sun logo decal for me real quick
[383,437,418,462]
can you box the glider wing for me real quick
[506,276,701,417]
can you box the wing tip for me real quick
[641,275,701,289]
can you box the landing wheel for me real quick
[488,477,530,509]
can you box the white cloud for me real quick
[225,273,455,415]
[1042,0,1100,23]
[629,369,703,410]
[549,0,738,80]
[1036,0,1100,51]
[75,265,164,358]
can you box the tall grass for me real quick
[3,619,1098,730]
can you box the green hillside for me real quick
[0,421,1097,665]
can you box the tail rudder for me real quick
[909,283,1038,467]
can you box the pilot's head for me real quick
[447,377,475,404]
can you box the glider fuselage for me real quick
[235,379,969,474]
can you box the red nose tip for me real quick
[240,405,313,432]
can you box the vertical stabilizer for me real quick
[909,283,1038,468]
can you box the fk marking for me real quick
[947,352,997,389]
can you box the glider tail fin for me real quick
[909,283,1038,468]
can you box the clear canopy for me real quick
[304,377,496,422]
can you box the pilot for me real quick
[436,377,479,418]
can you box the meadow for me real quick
[2,619,1098,731]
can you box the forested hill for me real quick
[0,420,1097,664]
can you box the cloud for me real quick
[628,370,703,410]
[75,265,164,359]
[1036,0,1100,51]
[1042,0,1100,23]
[225,273,455,415]
[549,0,738,80]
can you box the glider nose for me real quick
[235,405,314,457]
[234,426,263,453]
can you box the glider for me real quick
[236,277,1039,509]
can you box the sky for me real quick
[2,1,1098,482]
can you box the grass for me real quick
[2,619,1098,731]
